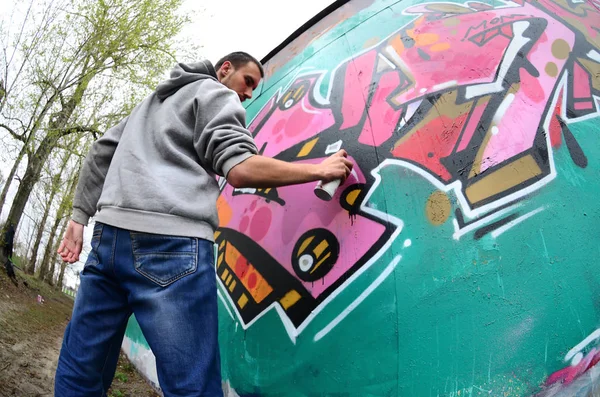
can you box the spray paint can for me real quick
[314,179,341,201]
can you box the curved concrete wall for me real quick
[123,0,600,395]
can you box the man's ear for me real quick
[221,60,232,75]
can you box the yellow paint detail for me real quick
[217,253,224,268]
[466,155,543,204]
[293,85,305,100]
[346,189,361,206]
[219,240,225,249]
[297,138,319,157]
[238,294,248,309]
[297,236,315,257]
[221,269,229,281]
[280,290,302,310]
[214,231,221,239]
[229,280,237,292]
[310,252,332,274]
[282,90,292,104]
[426,191,451,225]
[313,239,330,258]
[226,274,232,286]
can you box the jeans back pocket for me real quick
[131,232,198,287]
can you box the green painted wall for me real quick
[124,0,600,395]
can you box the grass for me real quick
[115,371,129,382]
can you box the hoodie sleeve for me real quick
[193,80,258,178]
[72,116,128,225]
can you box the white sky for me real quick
[0,0,334,289]
[182,0,333,64]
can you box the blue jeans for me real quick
[55,222,222,396]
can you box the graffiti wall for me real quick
[122,0,600,395]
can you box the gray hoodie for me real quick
[72,60,258,241]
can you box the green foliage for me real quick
[114,371,128,383]
[0,0,195,279]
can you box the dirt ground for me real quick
[0,268,160,397]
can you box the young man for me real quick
[54,51,352,396]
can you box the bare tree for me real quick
[0,0,191,279]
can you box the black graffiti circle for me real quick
[291,228,340,282]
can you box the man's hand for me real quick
[58,220,84,263]
[318,150,354,183]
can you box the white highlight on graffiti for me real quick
[491,126,499,135]
[217,289,234,320]
[465,21,531,99]
[300,97,323,115]
[399,99,423,130]
[235,188,257,194]
[587,49,600,63]
[378,53,396,70]
[565,328,600,363]
[452,203,522,240]
[383,45,414,77]
[314,255,402,341]
[325,140,343,154]
[420,88,428,94]
[403,239,412,248]
[493,93,515,124]
[490,207,546,238]
[498,0,524,7]
[299,254,313,271]
[433,80,458,91]
[572,352,584,366]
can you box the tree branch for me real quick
[51,125,101,138]
[0,123,25,142]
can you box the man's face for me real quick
[218,61,262,102]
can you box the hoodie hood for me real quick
[155,60,218,100]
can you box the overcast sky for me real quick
[181,0,333,63]
[0,0,333,289]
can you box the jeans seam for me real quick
[110,227,118,276]
[135,261,197,286]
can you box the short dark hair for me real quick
[215,51,264,78]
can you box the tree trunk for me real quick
[38,210,61,282]
[0,143,27,219]
[0,132,63,268]
[28,152,71,274]
[55,216,70,289]
[39,167,79,282]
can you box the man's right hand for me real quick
[58,220,84,263]
[318,150,354,183]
